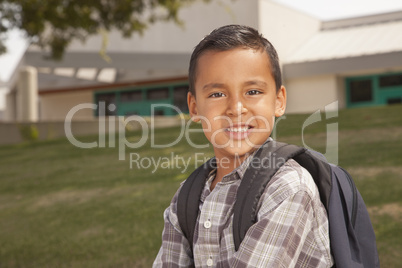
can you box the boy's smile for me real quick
[188,47,286,164]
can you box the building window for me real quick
[153,109,165,116]
[379,74,402,88]
[387,98,402,105]
[349,80,373,103]
[173,85,189,113]
[124,111,139,116]
[121,90,142,102]
[96,93,116,116]
[93,81,189,116]
[147,87,169,100]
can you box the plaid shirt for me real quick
[154,147,334,267]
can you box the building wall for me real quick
[285,75,342,114]
[285,66,402,114]
[16,66,38,122]
[0,87,8,121]
[336,76,346,109]
[45,0,259,54]
[258,0,321,61]
[40,90,94,121]
[22,1,402,119]
[4,90,16,121]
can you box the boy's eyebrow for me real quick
[202,83,227,91]
[243,80,268,88]
[202,80,268,91]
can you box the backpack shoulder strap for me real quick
[232,140,306,251]
[293,150,332,209]
[177,158,216,249]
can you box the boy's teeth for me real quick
[228,127,249,132]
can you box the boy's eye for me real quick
[246,89,262,95]
[209,92,225,98]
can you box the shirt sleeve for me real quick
[230,160,333,267]
[153,188,194,268]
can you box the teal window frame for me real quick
[345,71,402,108]
[93,81,189,117]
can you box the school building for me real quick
[3,0,402,122]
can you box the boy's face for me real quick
[188,48,286,160]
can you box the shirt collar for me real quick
[207,137,274,183]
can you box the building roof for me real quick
[38,76,188,95]
[284,10,402,64]
[28,52,190,94]
[38,72,108,92]
[25,51,190,70]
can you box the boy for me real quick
[153,25,333,267]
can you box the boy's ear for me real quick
[187,92,200,122]
[275,86,287,117]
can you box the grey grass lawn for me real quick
[0,105,401,267]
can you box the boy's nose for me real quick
[226,99,248,116]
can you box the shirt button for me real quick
[206,258,213,267]
[204,220,211,229]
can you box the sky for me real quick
[1,0,402,85]
[0,29,29,84]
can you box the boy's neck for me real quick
[210,153,249,191]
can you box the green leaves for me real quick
[0,0,206,60]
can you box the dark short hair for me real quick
[188,24,282,95]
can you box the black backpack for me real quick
[177,140,380,268]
